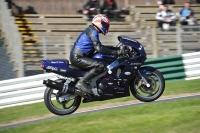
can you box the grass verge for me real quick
[0,79,200,125]
[0,98,200,133]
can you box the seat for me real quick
[69,64,82,70]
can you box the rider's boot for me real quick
[75,68,98,94]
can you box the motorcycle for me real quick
[41,35,165,115]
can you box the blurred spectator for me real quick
[179,2,197,25]
[82,0,100,21]
[5,0,13,9]
[5,0,23,15]
[162,0,175,4]
[190,0,200,4]
[156,0,175,5]
[156,0,163,6]
[158,4,164,11]
[24,6,37,14]
[156,5,176,30]
[101,0,119,20]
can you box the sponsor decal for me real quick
[130,63,141,65]
[116,92,124,93]
[60,69,67,73]
[105,93,113,96]
[118,87,124,90]
[46,66,58,71]
[123,79,128,81]
[124,72,131,75]
[51,61,64,64]
[108,82,113,85]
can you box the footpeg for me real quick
[75,89,87,98]
[75,83,93,94]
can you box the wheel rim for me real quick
[48,89,78,112]
[134,71,162,99]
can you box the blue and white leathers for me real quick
[69,25,120,94]
[73,25,118,55]
[75,28,98,55]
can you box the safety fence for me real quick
[0,73,57,109]
[0,52,200,109]
[144,52,200,80]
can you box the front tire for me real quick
[44,80,81,115]
[130,68,165,102]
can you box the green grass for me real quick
[0,79,200,125]
[0,98,200,133]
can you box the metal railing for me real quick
[0,73,57,109]
[151,24,200,57]
[0,0,24,77]
[40,26,200,62]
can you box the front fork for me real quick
[138,69,150,88]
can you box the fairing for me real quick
[92,53,117,64]
[118,35,147,57]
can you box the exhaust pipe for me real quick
[43,79,75,95]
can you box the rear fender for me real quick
[41,60,69,72]
[41,59,87,77]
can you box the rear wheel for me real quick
[130,69,165,102]
[44,79,81,115]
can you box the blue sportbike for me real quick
[42,35,165,115]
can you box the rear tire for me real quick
[130,69,165,102]
[44,79,81,115]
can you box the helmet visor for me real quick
[102,21,110,32]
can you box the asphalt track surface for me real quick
[0,93,200,130]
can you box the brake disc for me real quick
[138,76,157,94]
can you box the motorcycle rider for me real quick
[70,14,124,94]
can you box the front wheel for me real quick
[130,68,165,102]
[44,79,81,115]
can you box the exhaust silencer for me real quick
[43,79,75,95]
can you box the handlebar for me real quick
[116,44,139,59]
